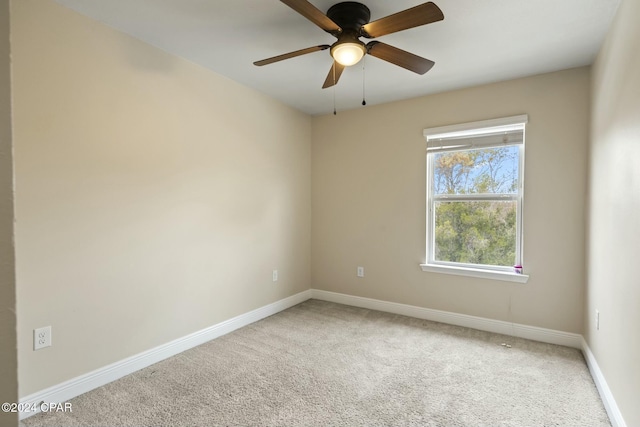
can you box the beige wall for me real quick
[12,2,635,423]
[13,0,311,396]
[312,67,590,333]
[0,0,18,425]
[587,0,640,424]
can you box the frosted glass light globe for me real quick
[331,42,366,66]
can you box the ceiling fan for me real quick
[254,0,444,89]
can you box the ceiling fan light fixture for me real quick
[253,0,445,91]
[331,41,366,66]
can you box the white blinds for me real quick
[424,115,528,153]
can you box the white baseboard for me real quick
[310,289,583,348]
[581,337,627,427]
[19,289,313,420]
[20,288,623,427]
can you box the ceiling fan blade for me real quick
[361,2,444,38]
[322,61,346,89]
[280,0,342,34]
[367,41,435,74]
[254,45,330,66]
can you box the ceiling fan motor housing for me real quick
[326,2,371,32]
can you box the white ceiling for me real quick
[54,0,620,116]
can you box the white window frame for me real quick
[420,115,529,283]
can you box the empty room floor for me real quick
[21,300,610,426]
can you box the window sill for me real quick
[420,263,529,283]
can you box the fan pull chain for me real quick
[362,56,367,106]
[333,62,337,115]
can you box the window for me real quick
[421,115,528,283]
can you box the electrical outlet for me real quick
[596,310,600,330]
[34,326,52,350]
[272,269,278,282]
[357,266,364,278]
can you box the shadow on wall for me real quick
[118,33,177,73]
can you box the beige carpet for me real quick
[22,299,610,426]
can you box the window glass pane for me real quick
[434,200,516,267]
[433,146,519,195]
